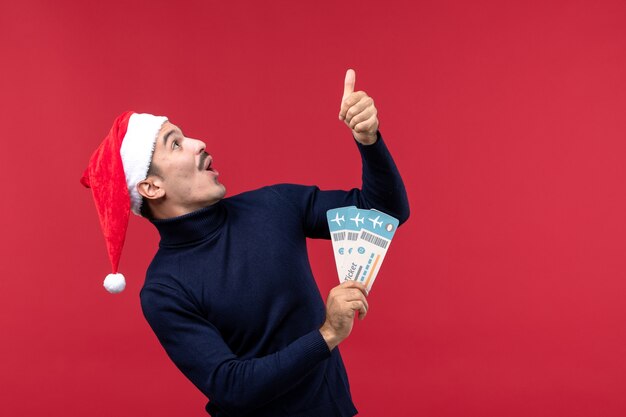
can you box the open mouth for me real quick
[200,153,212,171]
[201,153,219,176]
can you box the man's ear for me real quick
[137,176,165,201]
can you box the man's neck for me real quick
[149,200,220,221]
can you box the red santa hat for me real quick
[81,111,168,293]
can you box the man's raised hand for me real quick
[338,69,379,145]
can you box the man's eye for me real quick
[172,140,180,150]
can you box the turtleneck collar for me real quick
[151,202,227,247]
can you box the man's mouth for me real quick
[200,153,210,170]
[201,153,219,175]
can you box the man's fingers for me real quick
[350,300,368,320]
[357,293,369,314]
[342,69,356,101]
[339,91,367,121]
[339,279,369,297]
[340,288,369,305]
[353,117,377,134]
[344,97,372,124]
[346,102,375,128]
[358,304,367,320]
[340,279,367,292]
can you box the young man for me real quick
[82,69,409,417]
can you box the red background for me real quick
[2,0,626,416]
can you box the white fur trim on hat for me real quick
[120,113,168,216]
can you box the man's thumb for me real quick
[342,69,356,101]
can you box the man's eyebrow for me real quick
[162,129,177,147]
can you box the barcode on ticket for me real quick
[360,230,388,249]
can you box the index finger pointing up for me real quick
[342,69,356,101]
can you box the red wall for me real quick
[2,1,626,416]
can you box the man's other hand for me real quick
[338,69,379,145]
[319,280,369,351]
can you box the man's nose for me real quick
[186,137,207,153]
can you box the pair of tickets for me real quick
[326,206,399,292]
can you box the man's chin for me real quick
[214,184,227,201]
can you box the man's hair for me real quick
[139,161,162,220]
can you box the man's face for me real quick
[148,121,226,213]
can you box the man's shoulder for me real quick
[141,254,200,309]
[143,250,179,286]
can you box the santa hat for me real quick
[81,111,168,293]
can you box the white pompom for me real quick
[104,273,126,293]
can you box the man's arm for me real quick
[141,280,367,416]
[339,69,410,223]
[274,70,409,238]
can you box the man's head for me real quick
[136,122,226,219]
[81,111,226,293]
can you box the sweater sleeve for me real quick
[272,131,410,239]
[140,283,331,416]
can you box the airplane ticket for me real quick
[327,206,399,292]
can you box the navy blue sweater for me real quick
[140,134,409,417]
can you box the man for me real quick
[82,69,409,417]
